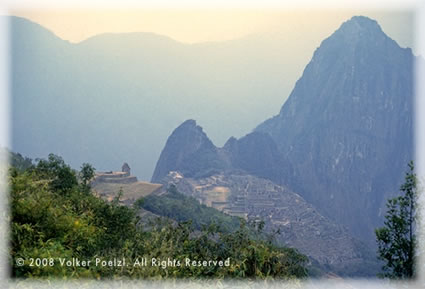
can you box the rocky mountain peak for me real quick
[317,16,388,52]
[304,15,400,87]
[339,16,382,35]
[178,119,197,128]
[162,119,215,152]
[151,119,223,182]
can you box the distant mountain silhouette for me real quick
[10,16,305,180]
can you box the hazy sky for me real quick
[11,9,415,49]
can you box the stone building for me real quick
[122,162,131,175]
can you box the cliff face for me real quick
[255,16,414,244]
[223,132,293,183]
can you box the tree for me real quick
[10,151,33,172]
[36,154,78,194]
[79,163,95,193]
[375,161,417,279]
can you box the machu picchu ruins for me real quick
[91,163,162,204]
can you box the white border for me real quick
[0,7,10,284]
[1,0,423,288]
[415,0,425,286]
[0,0,421,9]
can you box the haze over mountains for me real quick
[10,14,414,181]
[10,15,313,180]
[152,16,415,270]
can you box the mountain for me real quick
[151,119,226,181]
[223,132,293,183]
[151,15,414,263]
[255,16,414,245]
[151,120,290,183]
[10,16,307,181]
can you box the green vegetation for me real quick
[79,163,95,193]
[10,153,308,279]
[9,151,33,172]
[135,184,241,233]
[375,161,417,279]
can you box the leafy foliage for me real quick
[9,152,33,172]
[375,161,417,279]
[135,184,241,233]
[79,163,95,193]
[10,153,309,279]
[35,153,78,194]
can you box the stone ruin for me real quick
[122,162,131,175]
[91,162,137,185]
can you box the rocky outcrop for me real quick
[255,16,414,245]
